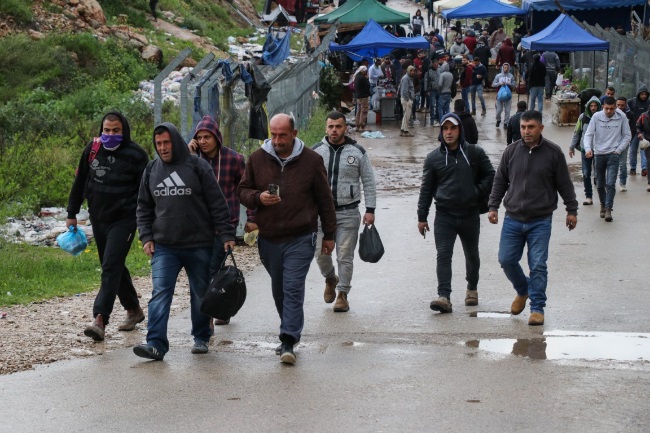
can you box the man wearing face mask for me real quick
[66,112,150,341]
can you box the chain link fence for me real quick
[571,19,650,98]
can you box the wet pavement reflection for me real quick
[466,331,650,361]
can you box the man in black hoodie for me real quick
[627,86,649,176]
[417,113,495,312]
[134,123,235,360]
[67,112,149,342]
[453,98,478,144]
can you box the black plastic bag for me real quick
[200,249,247,321]
[358,224,385,263]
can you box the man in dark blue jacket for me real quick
[134,123,235,360]
[417,113,495,312]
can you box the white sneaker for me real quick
[413,119,421,125]
[620,184,627,192]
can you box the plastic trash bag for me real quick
[497,85,512,102]
[358,224,385,263]
[361,131,386,139]
[639,139,650,150]
[56,225,88,256]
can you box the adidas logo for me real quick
[154,171,192,196]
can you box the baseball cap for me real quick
[441,116,460,126]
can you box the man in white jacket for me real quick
[583,97,631,222]
[492,63,515,128]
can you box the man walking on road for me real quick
[583,97,631,222]
[312,111,377,313]
[488,110,578,326]
[134,123,235,360]
[400,66,416,137]
[418,113,495,313]
[627,86,650,176]
[67,111,149,341]
[238,114,337,364]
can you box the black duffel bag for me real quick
[200,249,246,321]
[358,224,385,263]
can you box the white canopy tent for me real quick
[435,0,471,13]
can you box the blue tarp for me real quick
[521,14,610,51]
[442,0,526,19]
[522,0,646,11]
[328,19,430,60]
[262,30,291,67]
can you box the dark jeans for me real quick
[545,69,557,97]
[433,212,481,298]
[210,235,228,277]
[594,153,619,209]
[581,151,594,199]
[258,232,316,343]
[91,217,140,325]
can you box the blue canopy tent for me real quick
[262,29,291,67]
[328,19,430,61]
[522,0,647,32]
[442,0,526,19]
[521,14,610,87]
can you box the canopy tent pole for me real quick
[592,51,595,88]
[605,50,609,89]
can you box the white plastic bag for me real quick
[555,73,564,86]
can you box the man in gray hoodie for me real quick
[134,123,236,360]
[583,97,631,222]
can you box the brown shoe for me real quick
[510,295,528,315]
[643,169,648,176]
[324,276,338,304]
[402,131,415,137]
[528,312,544,326]
[430,296,452,313]
[215,318,230,325]
[333,291,349,312]
[117,307,145,331]
[84,314,105,341]
[604,208,613,222]
[599,204,606,218]
[465,290,478,306]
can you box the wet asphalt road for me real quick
[1,93,649,432]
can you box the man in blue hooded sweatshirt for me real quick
[134,123,236,360]
[417,113,495,312]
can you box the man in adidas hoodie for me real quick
[417,113,495,313]
[134,122,235,360]
[312,111,377,313]
[583,96,631,222]
[238,114,336,364]
[67,111,149,342]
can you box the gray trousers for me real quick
[315,208,362,294]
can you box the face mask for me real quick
[100,134,123,150]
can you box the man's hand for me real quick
[488,210,498,224]
[244,222,258,233]
[259,191,281,206]
[585,150,593,158]
[418,222,429,237]
[568,148,575,158]
[143,241,155,257]
[188,138,199,153]
[321,239,334,255]
[224,240,236,252]
[65,218,77,230]
[566,214,577,231]
[362,213,375,225]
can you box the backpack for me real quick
[75,137,102,177]
[200,249,247,321]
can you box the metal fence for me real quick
[153,25,337,157]
[571,18,650,99]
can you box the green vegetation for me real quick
[0,238,151,307]
[299,104,329,146]
[0,0,34,24]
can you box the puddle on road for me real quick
[467,331,650,361]
[469,311,512,319]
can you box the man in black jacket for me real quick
[453,98,478,144]
[488,110,578,326]
[506,100,527,145]
[67,112,149,341]
[417,113,495,312]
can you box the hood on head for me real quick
[584,95,602,118]
[153,122,190,164]
[193,115,223,150]
[437,112,465,147]
[99,111,132,145]
[500,63,511,73]
[636,85,649,98]
[503,38,512,46]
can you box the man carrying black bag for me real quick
[134,123,235,361]
[417,113,495,313]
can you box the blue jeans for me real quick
[147,244,213,355]
[594,153,619,209]
[629,136,648,171]
[498,216,552,314]
[618,148,628,186]
[316,208,361,294]
[470,84,486,113]
[461,87,471,112]
[438,93,451,122]
[427,91,439,123]
[529,86,544,113]
[258,232,316,343]
[581,152,594,199]
[433,212,481,298]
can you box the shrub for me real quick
[0,0,33,24]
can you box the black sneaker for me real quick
[496,120,501,127]
[280,343,296,364]
[133,343,164,360]
[191,340,209,354]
